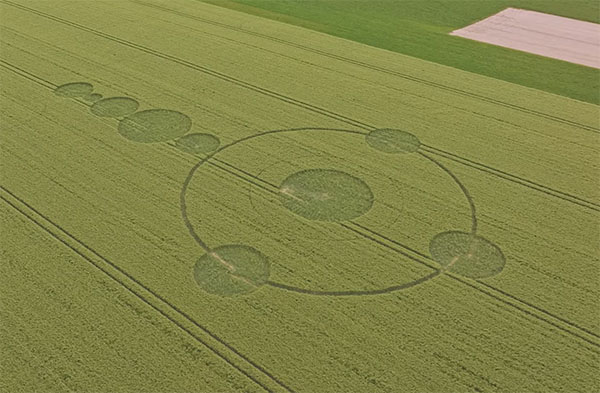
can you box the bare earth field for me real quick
[451,8,600,68]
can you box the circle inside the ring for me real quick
[278,168,374,222]
[181,127,470,295]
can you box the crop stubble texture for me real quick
[1,1,598,392]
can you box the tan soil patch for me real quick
[450,8,600,69]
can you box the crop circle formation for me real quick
[279,169,374,222]
[429,231,505,278]
[179,127,506,297]
[54,82,94,98]
[84,93,103,102]
[52,83,505,298]
[53,82,192,144]
[366,128,421,153]
[193,245,270,296]
[175,133,221,154]
[91,97,140,118]
[118,109,192,143]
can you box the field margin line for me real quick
[135,0,600,134]
[2,2,597,212]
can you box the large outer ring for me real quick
[180,127,475,296]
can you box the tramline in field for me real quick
[1,1,598,392]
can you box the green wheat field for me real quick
[1,1,599,392]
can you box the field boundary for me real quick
[1,16,598,345]
[450,8,600,69]
[2,2,599,389]
[1,3,598,210]
[134,0,599,133]
[3,22,586,155]
[0,186,295,393]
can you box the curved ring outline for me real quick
[180,127,478,296]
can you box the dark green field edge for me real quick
[1,2,598,213]
[133,0,600,133]
[200,0,600,105]
[0,187,295,393]
[4,0,600,140]
[1,3,598,345]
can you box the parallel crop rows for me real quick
[1,1,598,392]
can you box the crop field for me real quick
[206,0,600,104]
[0,1,599,392]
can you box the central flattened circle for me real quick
[278,169,374,222]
